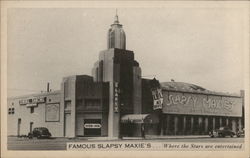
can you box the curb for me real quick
[122,136,210,140]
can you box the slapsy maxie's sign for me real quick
[163,92,242,117]
[152,88,163,110]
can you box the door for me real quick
[84,119,101,136]
[30,122,33,133]
[17,118,21,136]
[64,113,71,137]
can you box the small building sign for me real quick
[45,103,60,122]
[19,99,28,105]
[20,97,46,106]
[152,88,163,110]
[84,123,102,129]
[114,82,119,113]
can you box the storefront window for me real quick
[215,117,220,129]
[186,116,192,135]
[193,116,199,134]
[208,117,213,131]
[178,115,184,135]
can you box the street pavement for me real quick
[7,136,244,150]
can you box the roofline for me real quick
[162,88,241,98]
[7,90,61,100]
[160,81,242,98]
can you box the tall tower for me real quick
[107,11,126,49]
[92,12,142,139]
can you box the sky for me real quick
[7,7,246,97]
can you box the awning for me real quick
[121,114,158,124]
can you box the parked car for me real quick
[209,127,235,138]
[28,127,51,139]
[236,128,245,137]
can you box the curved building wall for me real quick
[160,91,242,135]
[141,79,244,136]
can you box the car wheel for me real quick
[28,134,33,139]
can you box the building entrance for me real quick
[30,122,33,133]
[84,119,101,136]
[17,118,21,136]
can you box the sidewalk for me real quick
[144,135,210,140]
[70,137,116,141]
[72,135,210,141]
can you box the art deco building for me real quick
[7,13,244,138]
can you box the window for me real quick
[30,107,34,113]
[65,101,71,110]
[8,108,15,115]
[76,99,84,110]
[85,99,100,110]
[76,99,83,106]
[30,122,33,133]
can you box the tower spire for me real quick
[114,9,119,24]
[108,9,126,49]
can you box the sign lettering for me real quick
[84,124,102,129]
[163,92,242,117]
[114,82,119,113]
[152,88,163,110]
[21,97,46,105]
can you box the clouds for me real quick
[7,8,245,97]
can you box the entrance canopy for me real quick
[121,114,159,124]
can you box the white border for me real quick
[1,1,249,158]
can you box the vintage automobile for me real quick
[209,127,235,138]
[28,127,52,139]
[236,128,245,137]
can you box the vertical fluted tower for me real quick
[91,11,141,138]
[107,13,126,49]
